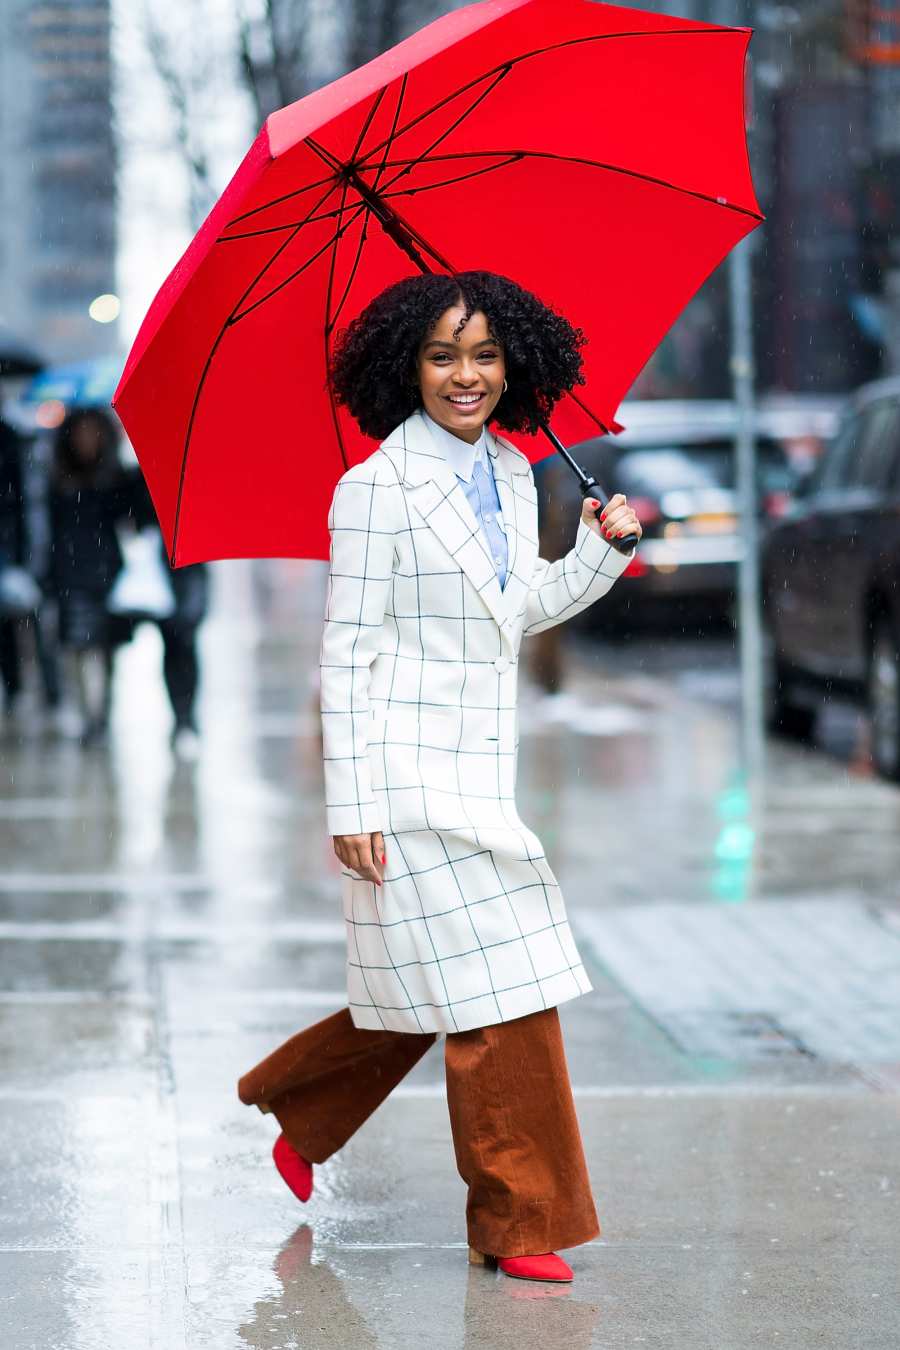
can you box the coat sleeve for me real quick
[319,455,399,837]
[523,515,634,636]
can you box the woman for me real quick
[238,272,642,1284]
[48,409,127,744]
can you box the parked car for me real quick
[761,376,900,780]
[558,402,802,623]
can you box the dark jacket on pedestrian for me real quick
[0,418,25,569]
[48,411,128,648]
[49,486,127,595]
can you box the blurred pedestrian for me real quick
[121,468,210,759]
[0,400,28,715]
[47,409,127,744]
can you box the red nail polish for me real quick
[381,854,386,864]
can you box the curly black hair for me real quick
[329,271,586,440]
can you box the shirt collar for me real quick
[422,409,489,484]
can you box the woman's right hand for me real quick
[333,831,385,886]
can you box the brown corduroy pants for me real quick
[237,1006,600,1259]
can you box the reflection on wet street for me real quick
[2,562,898,1349]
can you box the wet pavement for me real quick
[1,561,899,1349]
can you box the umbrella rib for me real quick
[218,200,365,242]
[319,75,391,471]
[170,177,339,562]
[306,136,343,174]
[377,153,525,200]
[372,65,512,199]
[356,27,741,170]
[224,168,337,230]
[565,385,614,434]
[370,74,408,192]
[328,209,371,336]
[230,203,368,325]
[356,63,512,170]
[323,174,355,472]
[324,175,352,332]
[348,81,389,168]
[373,148,764,221]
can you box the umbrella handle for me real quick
[538,421,638,555]
[579,476,639,555]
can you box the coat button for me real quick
[493,656,510,673]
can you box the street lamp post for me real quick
[729,233,765,783]
[728,0,765,785]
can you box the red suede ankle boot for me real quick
[272,1133,314,1203]
[468,1248,573,1283]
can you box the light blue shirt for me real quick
[423,411,508,589]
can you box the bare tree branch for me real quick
[237,4,266,127]
[142,3,216,228]
[138,0,466,227]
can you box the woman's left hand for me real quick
[581,493,642,545]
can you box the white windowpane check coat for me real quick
[321,410,631,1034]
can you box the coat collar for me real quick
[379,409,532,485]
[421,409,490,482]
[379,412,535,651]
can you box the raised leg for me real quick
[238,1008,436,1163]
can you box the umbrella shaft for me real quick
[539,420,637,553]
[539,421,600,500]
[344,169,442,274]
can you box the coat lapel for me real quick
[380,413,517,651]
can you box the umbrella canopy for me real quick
[113,0,763,566]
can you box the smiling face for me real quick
[416,303,506,444]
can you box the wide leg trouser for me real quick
[237,1006,600,1259]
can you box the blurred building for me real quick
[630,0,900,400]
[0,0,117,362]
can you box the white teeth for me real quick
[448,394,482,404]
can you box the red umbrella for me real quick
[113,0,763,565]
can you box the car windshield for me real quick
[614,440,793,495]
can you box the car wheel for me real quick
[868,617,900,781]
[762,620,816,742]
